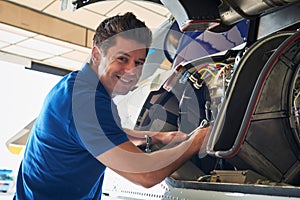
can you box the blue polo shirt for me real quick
[15,63,129,200]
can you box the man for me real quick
[15,12,209,199]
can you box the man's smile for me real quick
[117,74,135,84]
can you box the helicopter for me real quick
[6,0,300,199]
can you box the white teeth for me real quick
[120,77,131,83]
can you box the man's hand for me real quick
[99,126,212,188]
[188,126,212,156]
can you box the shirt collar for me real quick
[78,63,110,97]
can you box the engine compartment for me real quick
[134,30,300,191]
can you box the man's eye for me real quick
[117,57,128,63]
[135,61,144,67]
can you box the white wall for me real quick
[0,60,61,196]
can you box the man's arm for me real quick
[97,126,210,188]
[123,128,188,146]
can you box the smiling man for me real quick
[95,36,146,97]
[14,12,210,200]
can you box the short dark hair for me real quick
[93,12,152,55]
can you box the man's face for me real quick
[97,36,147,97]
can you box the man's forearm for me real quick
[124,128,161,146]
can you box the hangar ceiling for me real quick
[0,0,170,71]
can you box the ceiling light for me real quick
[0,29,27,44]
[18,38,72,55]
[3,45,52,60]
[35,35,90,53]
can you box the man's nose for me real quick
[124,61,135,72]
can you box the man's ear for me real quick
[91,46,101,65]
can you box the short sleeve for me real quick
[72,68,129,157]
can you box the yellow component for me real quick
[198,68,216,78]
[5,119,34,155]
[7,144,25,155]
